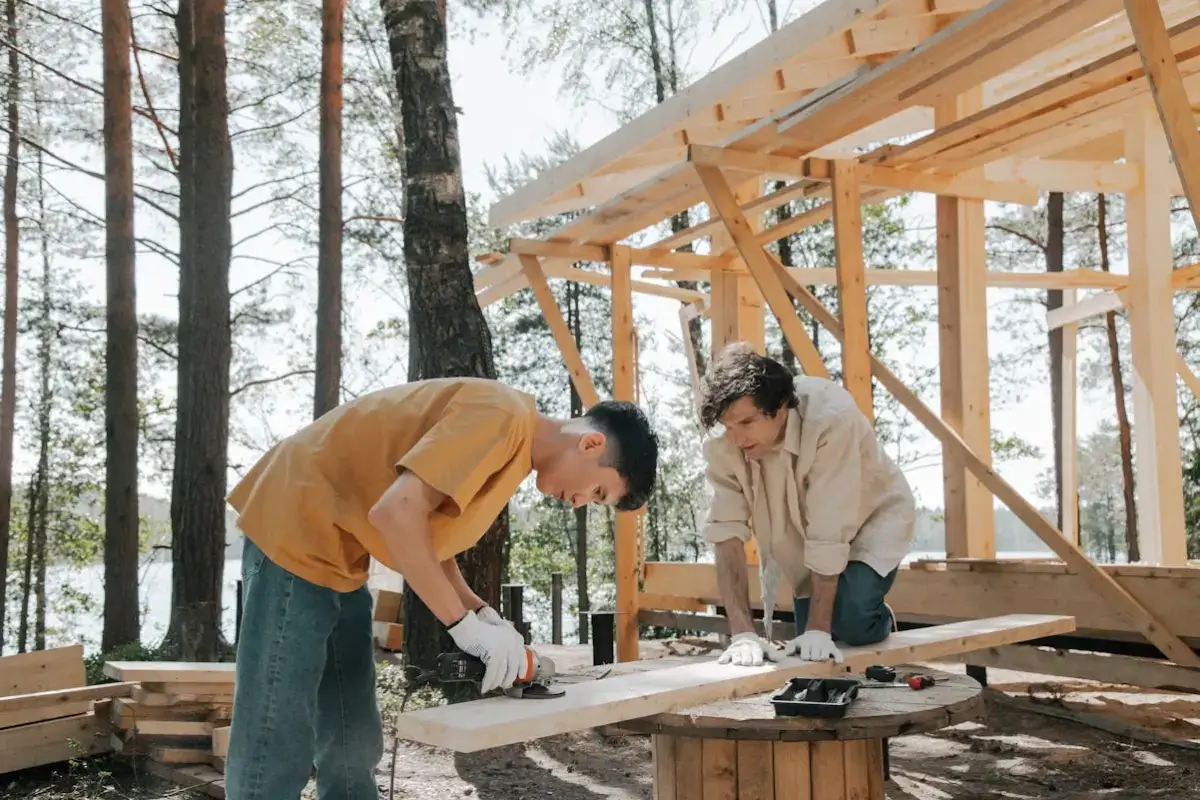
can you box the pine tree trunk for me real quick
[567,283,589,643]
[381,0,508,682]
[1046,192,1064,530]
[1098,194,1138,561]
[28,113,51,655]
[0,0,19,655]
[314,0,345,418]
[169,0,232,661]
[33,493,46,650]
[102,0,141,652]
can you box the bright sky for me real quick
[35,0,1121,524]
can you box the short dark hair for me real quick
[699,343,797,429]
[585,400,658,511]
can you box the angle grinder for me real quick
[435,647,565,699]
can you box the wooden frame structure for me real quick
[475,0,1200,678]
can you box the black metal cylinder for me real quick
[590,611,615,665]
[551,573,563,645]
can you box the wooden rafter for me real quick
[518,254,600,407]
[1125,0,1200,234]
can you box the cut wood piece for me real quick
[518,254,601,407]
[213,725,230,758]
[695,164,829,380]
[1125,0,1200,235]
[134,719,214,738]
[132,686,234,707]
[140,681,237,696]
[767,254,1200,667]
[937,644,1200,693]
[371,588,403,623]
[612,244,639,663]
[373,621,404,651]
[391,614,1073,752]
[0,681,136,716]
[0,706,112,775]
[145,761,226,799]
[103,661,236,684]
[0,644,86,696]
[151,745,216,764]
[830,160,872,421]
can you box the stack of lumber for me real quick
[104,661,234,797]
[0,644,135,775]
[372,587,404,651]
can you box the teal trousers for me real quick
[225,537,384,800]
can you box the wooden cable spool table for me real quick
[606,666,983,799]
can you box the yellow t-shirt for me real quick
[226,378,537,592]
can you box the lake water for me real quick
[33,549,1058,655]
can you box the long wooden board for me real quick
[391,614,1073,752]
[103,661,236,683]
[0,644,89,729]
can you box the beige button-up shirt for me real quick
[701,376,916,594]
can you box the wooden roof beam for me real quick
[640,266,1128,290]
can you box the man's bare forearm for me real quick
[805,572,838,635]
[715,538,755,635]
[442,557,486,612]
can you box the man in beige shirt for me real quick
[699,344,916,665]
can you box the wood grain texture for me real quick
[103,661,235,683]
[391,614,1071,752]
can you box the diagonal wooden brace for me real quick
[694,164,829,380]
[764,251,1200,668]
[518,254,601,407]
[1125,0,1200,236]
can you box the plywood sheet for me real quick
[391,614,1073,753]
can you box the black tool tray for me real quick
[770,677,860,718]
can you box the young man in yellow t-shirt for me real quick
[222,377,658,800]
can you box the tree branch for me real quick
[130,13,178,169]
[988,223,1048,253]
[231,369,314,399]
[344,214,404,225]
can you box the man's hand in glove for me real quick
[783,629,844,663]
[476,604,525,647]
[717,632,778,667]
[448,609,527,693]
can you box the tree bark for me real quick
[1046,192,1064,531]
[567,282,589,643]
[314,0,345,419]
[0,0,19,655]
[381,0,507,683]
[28,136,50,656]
[1098,193,1138,561]
[102,0,141,652]
[169,0,233,661]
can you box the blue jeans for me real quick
[226,538,383,800]
[792,561,897,646]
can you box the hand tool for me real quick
[433,647,565,699]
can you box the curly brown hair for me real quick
[698,343,797,429]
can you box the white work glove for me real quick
[718,632,778,666]
[448,610,526,693]
[783,629,844,663]
[476,604,525,647]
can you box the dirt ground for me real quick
[4,643,1200,800]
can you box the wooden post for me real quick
[831,159,873,421]
[1061,289,1080,546]
[1124,110,1187,565]
[612,245,640,661]
[935,91,995,559]
[551,572,563,645]
[737,275,765,355]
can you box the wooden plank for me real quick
[677,737,704,799]
[811,741,847,800]
[612,245,639,663]
[0,707,111,775]
[0,644,85,696]
[695,164,830,380]
[702,739,737,800]
[212,725,230,758]
[842,740,872,800]
[518,254,601,407]
[644,266,1128,290]
[1125,0,1200,235]
[936,91,995,560]
[135,719,214,738]
[831,160,872,421]
[0,681,135,715]
[737,740,775,800]
[938,645,1200,692]
[655,735,678,800]
[1177,352,1200,399]
[103,661,235,684]
[391,614,1074,752]
[1125,110,1188,566]
[371,588,403,623]
[768,255,1200,667]
[1046,289,1125,329]
[774,741,812,800]
[373,621,404,651]
[865,740,885,800]
[145,762,226,799]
